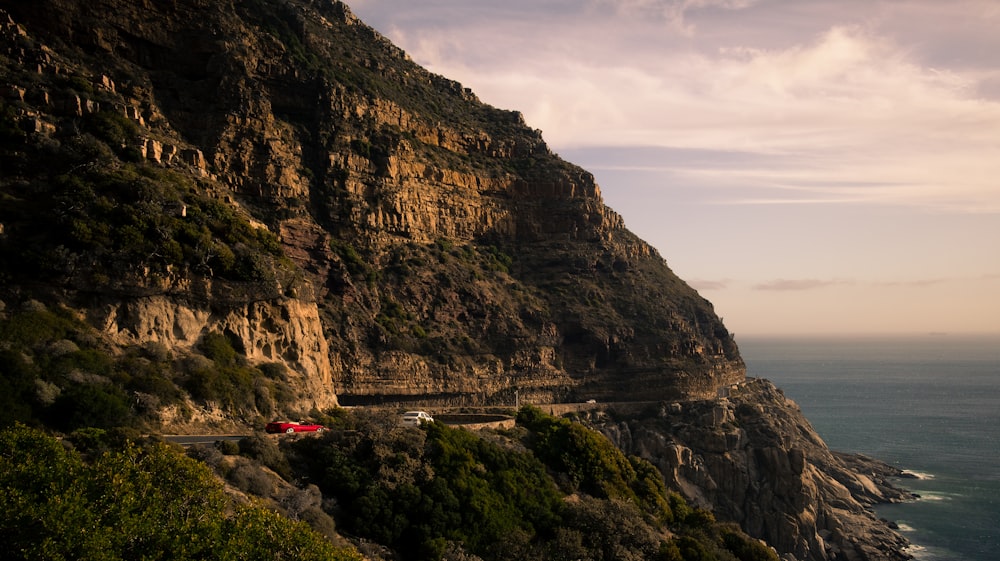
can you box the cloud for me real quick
[877,278,950,288]
[588,0,759,34]
[753,279,850,291]
[748,277,990,291]
[688,278,730,290]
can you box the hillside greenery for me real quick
[0,423,362,561]
[280,406,778,561]
[0,408,778,561]
[0,103,289,289]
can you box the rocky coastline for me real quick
[589,379,914,561]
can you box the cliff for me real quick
[0,0,741,417]
[0,1,911,559]
[592,379,913,561]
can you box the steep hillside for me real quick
[0,0,742,428]
[591,380,913,561]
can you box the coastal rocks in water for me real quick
[591,379,913,561]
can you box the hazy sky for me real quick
[348,0,1000,336]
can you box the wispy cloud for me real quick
[746,276,990,291]
[752,279,851,291]
[688,278,730,290]
[877,278,951,288]
[589,0,759,35]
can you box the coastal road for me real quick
[162,434,247,447]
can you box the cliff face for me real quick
[0,0,742,416]
[593,379,913,561]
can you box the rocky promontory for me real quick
[591,379,913,561]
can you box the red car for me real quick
[265,421,326,434]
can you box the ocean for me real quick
[738,335,1000,561]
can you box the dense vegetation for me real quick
[280,406,778,561]
[0,407,779,561]
[0,424,362,561]
[0,103,289,290]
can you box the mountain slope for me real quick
[0,3,915,560]
[0,0,741,423]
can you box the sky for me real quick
[347,0,1000,337]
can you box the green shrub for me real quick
[329,239,368,276]
[49,383,131,432]
[721,526,780,561]
[0,99,25,143]
[0,349,40,427]
[516,406,639,500]
[0,424,362,561]
[82,110,139,151]
[198,332,241,367]
[239,433,293,479]
[0,306,78,346]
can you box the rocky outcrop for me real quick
[591,379,912,561]
[95,294,337,412]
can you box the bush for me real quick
[238,433,293,479]
[198,331,241,366]
[229,461,279,496]
[721,526,780,561]
[558,495,662,561]
[516,406,640,500]
[0,424,363,561]
[82,110,140,152]
[182,333,270,413]
[49,382,131,432]
[0,348,39,427]
[330,239,368,276]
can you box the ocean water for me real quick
[738,335,1000,561]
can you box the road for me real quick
[162,434,246,447]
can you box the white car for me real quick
[401,410,434,426]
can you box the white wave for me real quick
[903,545,935,561]
[902,470,935,480]
[895,523,916,532]
[915,491,953,502]
[904,543,958,561]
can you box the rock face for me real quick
[593,379,913,561]
[0,0,742,410]
[95,294,336,411]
